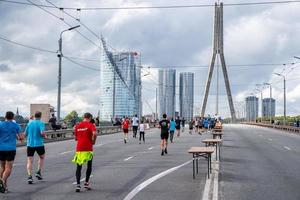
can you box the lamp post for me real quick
[57,25,80,121]
[274,72,286,125]
[263,82,272,124]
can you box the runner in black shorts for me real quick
[159,114,170,156]
[175,116,181,137]
[25,111,46,184]
[0,111,24,193]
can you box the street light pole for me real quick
[274,72,287,125]
[264,83,272,124]
[57,25,80,121]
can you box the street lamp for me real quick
[263,82,272,124]
[57,25,80,121]
[274,72,286,125]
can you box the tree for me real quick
[64,111,80,126]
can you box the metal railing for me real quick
[17,123,157,146]
[241,122,300,134]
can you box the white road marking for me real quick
[72,175,93,185]
[284,146,291,151]
[202,175,211,200]
[259,135,263,137]
[94,144,104,147]
[124,156,134,161]
[123,160,192,200]
[212,161,219,200]
[268,138,273,141]
[148,147,154,150]
[59,150,72,155]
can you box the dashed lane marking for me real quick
[148,147,154,150]
[59,151,73,155]
[72,175,93,185]
[123,160,192,200]
[284,146,291,151]
[124,156,135,161]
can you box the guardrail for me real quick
[17,123,157,146]
[241,122,300,134]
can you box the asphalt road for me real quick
[219,124,300,200]
[2,127,211,200]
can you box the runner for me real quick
[197,117,203,134]
[25,111,46,184]
[158,114,170,156]
[175,116,181,137]
[122,117,130,143]
[169,118,176,143]
[139,120,145,144]
[132,114,139,138]
[0,111,23,193]
[188,119,195,135]
[72,113,97,192]
[181,117,186,132]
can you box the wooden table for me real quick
[212,132,223,139]
[188,147,214,179]
[212,127,222,133]
[202,139,222,161]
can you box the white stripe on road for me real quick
[72,175,93,185]
[148,147,154,150]
[212,161,219,200]
[284,146,291,151]
[94,144,104,147]
[202,175,211,200]
[268,138,273,141]
[123,160,192,200]
[124,156,134,161]
[59,150,72,155]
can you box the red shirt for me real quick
[74,121,96,152]
[122,119,129,129]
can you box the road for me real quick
[219,124,300,200]
[1,124,300,200]
[3,127,210,200]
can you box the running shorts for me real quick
[123,129,129,133]
[161,133,169,140]
[132,126,138,132]
[27,146,45,157]
[0,151,16,161]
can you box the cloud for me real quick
[0,64,10,72]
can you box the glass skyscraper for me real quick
[179,72,194,121]
[262,98,276,117]
[245,96,259,121]
[100,40,141,121]
[158,69,176,119]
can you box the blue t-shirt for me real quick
[0,121,22,151]
[25,120,45,147]
[169,120,176,131]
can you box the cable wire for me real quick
[0,34,57,54]
[2,0,300,10]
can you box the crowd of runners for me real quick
[0,110,221,194]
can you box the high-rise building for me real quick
[158,69,176,119]
[245,96,259,121]
[262,98,276,117]
[179,72,194,121]
[100,39,141,121]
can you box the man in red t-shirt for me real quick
[122,117,130,143]
[72,113,97,192]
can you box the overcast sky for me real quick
[0,0,299,118]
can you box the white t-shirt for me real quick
[132,117,139,126]
[139,123,145,132]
